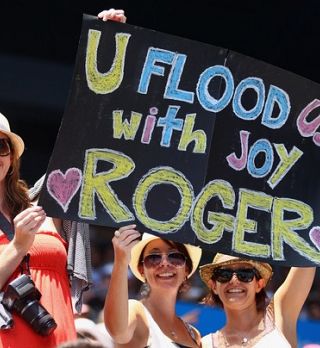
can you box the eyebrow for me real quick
[147,248,178,253]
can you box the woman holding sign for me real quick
[199,253,315,348]
[104,224,202,347]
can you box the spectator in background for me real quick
[82,259,140,322]
[306,297,320,321]
[74,317,114,347]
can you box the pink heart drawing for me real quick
[309,226,320,251]
[47,168,82,212]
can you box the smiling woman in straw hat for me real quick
[104,224,202,347]
[199,253,315,348]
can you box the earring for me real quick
[178,278,190,293]
[140,282,151,298]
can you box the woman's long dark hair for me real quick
[5,143,30,218]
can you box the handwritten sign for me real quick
[39,15,320,265]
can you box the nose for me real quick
[229,272,240,283]
[159,254,170,267]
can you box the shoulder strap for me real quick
[182,320,198,343]
[202,332,218,348]
[0,211,14,241]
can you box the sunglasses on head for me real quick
[212,268,260,283]
[0,138,11,157]
[142,252,187,268]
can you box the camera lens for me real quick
[2,275,57,336]
[20,300,57,336]
[34,313,57,336]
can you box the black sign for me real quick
[39,15,320,265]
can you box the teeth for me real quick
[158,273,174,277]
[227,288,244,293]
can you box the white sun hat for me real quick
[0,112,24,157]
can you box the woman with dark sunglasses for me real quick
[103,224,202,347]
[199,253,315,348]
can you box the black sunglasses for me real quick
[142,252,187,268]
[0,138,11,157]
[212,268,260,283]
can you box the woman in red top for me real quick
[0,111,77,348]
[0,10,126,347]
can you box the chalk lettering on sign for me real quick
[112,106,207,152]
[267,144,303,189]
[192,179,235,243]
[232,77,265,120]
[113,110,142,140]
[141,107,158,144]
[191,179,320,263]
[47,168,82,213]
[296,98,320,146]
[272,197,319,262]
[133,166,194,233]
[226,130,303,189]
[79,148,135,221]
[40,17,320,266]
[86,30,131,94]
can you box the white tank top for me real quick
[201,304,291,348]
[139,302,181,347]
[139,301,195,348]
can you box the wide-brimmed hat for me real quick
[0,113,24,157]
[129,233,202,283]
[200,253,273,288]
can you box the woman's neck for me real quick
[142,291,197,346]
[142,290,177,320]
[220,306,266,347]
[224,304,264,333]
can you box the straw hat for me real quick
[129,233,202,282]
[200,253,273,288]
[0,113,24,157]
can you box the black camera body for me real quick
[1,274,57,336]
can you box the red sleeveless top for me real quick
[0,230,77,348]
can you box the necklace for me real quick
[241,337,249,346]
[220,331,249,347]
[220,317,266,347]
[170,330,178,339]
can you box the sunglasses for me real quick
[142,252,187,268]
[0,138,11,156]
[212,268,260,283]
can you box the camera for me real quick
[1,274,57,336]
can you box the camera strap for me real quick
[0,211,30,276]
[0,211,14,241]
[20,254,31,275]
